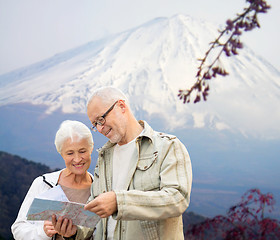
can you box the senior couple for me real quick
[12,86,192,240]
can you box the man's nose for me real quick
[96,124,104,133]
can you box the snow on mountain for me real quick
[0,14,279,139]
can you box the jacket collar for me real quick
[43,169,64,187]
[137,120,154,144]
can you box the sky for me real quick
[0,0,279,75]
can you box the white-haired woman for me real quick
[12,120,94,240]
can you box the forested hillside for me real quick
[0,151,53,239]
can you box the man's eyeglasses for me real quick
[90,100,118,132]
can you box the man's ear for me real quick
[118,99,126,112]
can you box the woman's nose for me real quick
[73,153,82,162]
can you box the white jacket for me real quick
[11,170,63,240]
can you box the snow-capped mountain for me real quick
[1,14,280,219]
[0,14,279,139]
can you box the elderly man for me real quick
[53,86,192,240]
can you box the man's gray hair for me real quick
[54,120,93,153]
[87,86,129,107]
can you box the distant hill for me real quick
[183,211,206,230]
[0,151,205,239]
[0,151,53,239]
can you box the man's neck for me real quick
[118,120,143,146]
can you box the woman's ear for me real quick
[91,143,94,154]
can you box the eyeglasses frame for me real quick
[90,100,119,132]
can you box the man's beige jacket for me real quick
[75,121,192,240]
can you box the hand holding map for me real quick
[27,198,100,229]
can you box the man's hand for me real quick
[43,220,57,237]
[52,214,77,237]
[84,191,117,218]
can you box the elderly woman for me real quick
[11,120,94,240]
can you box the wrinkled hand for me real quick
[84,191,117,218]
[43,220,57,237]
[52,214,77,237]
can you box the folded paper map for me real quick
[27,198,100,229]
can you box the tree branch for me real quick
[178,0,270,104]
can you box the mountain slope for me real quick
[0,14,279,139]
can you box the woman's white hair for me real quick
[54,120,93,153]
[87,86,129,107]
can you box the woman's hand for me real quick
[43,220,58,237]
[52,214,77,237]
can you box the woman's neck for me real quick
[58,169,92,189]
